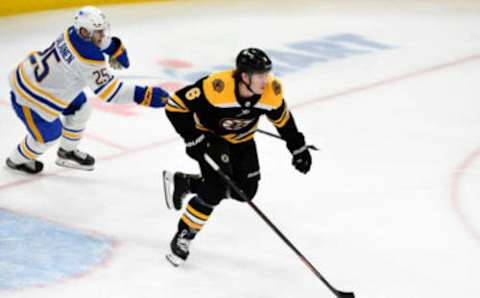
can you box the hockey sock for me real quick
[178,196,213,237]
[59,126,84,151]
[9,135,52,164]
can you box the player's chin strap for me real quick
[242,73,260,95]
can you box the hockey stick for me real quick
[203,153,354,298]
[257,129,320,151]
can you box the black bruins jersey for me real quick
[166,69,301,144]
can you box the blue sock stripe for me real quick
[23,138,42,155]
[17,145,32,160]
[62,127,84,133]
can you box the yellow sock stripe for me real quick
[62,129,81,139]
[186,205,210,221]
[112,44,125,59]
[181,215,203,230]
[21,106,45,143]
[19,64,68,108]
[140,87,153,106]
[20,142,38,159]
[12,73,58,117]
[98,79,120,101]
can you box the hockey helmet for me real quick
[74,6,110,38]
[236,48,272,74]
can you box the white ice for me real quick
[0,1,479,297]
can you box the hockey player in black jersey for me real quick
[162,48,312,266]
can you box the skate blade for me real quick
[165,253,184,267]
[55,158,94,171]
[162,170,174,210]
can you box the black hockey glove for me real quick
[185,133,208,162]
[291,146,312,174]
[286,133,312,174]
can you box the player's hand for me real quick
[109,56,123,70]
[185,134,208,161]
[286,133,312,174]
[291,145,312,174]
[134,86,168,108]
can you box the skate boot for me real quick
[55,148,95,171]
[6,158,44,174]
[165,229,195,267]
[163,171,201,210]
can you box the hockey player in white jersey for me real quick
[6,6,169,174]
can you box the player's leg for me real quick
[229,139,261,202]
[6,92,62,174]
[163,171,202,210]
[166,195,215,266]
[56,93,95,170]
[166,136,232,266]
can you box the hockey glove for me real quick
[185,133,208,162]
[103,37,130,69]
[134,86,169,108]
[287,133,312,174]
[291,145,312,174]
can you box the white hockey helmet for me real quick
[74,6,110,38]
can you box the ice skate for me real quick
[163,170,200,210]
[6,158,44,174]
[165,229,194,267]
[55,148,95,171]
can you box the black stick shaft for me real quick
[257,128,284,140]
[256,129,320,151]
[203,154,351,298]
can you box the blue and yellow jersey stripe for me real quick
[95,78,123,102]
[21,107,45,143]
[111,44,126,59]
[18,63,68,109]
[11,66,60,118]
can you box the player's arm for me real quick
[82,63,168,107]
[267,99,303,148]
[267,99,312,174]
[165,80,207,161]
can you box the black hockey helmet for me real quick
[235,48,272,74]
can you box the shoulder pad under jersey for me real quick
[202,70,238,108]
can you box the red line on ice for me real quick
[450,148,480,242]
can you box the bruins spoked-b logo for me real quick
[220,118,255,131]
[272,80,282,96]
[212,79,225,93]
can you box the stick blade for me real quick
[336,291,355,298]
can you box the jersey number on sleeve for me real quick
[30,43,61,83]
[92,68,112,86]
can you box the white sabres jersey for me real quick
[9,26,134,121]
